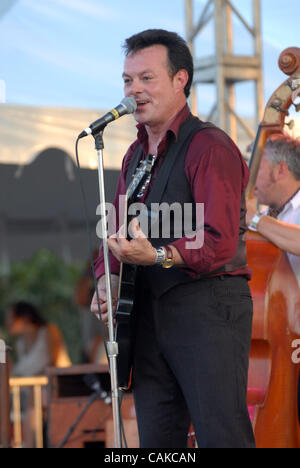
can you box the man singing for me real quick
[91,29,255,448]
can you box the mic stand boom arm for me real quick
[94,131,122,449]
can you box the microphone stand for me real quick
[93,131,122,449]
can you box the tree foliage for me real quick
[0,249,83,364]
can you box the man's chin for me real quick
[254,190,264,205]
[134,111,148,124]
[257,196,271,209]
[134,113,153,127]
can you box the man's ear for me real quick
[276,161,290,180]
[174,69,189,94]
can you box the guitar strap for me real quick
[126,114,216,206]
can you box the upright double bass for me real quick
[246,47,300,448]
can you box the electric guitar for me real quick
[115,153,154,390]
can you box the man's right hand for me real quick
[90,274,119,325]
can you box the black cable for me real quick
[57,392,99,448]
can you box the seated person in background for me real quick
[6,301,71,377]
[47,323,72,369]
[6,302,71,448]
[246,133,300,286]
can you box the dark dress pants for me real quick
[132,275,256,448]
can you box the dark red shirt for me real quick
[94,104,252,280]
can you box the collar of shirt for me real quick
[290,189,300,210]
[277,190,300,222]
[279,188,300,218]
[135,103,191,156]
[268,187,300,219]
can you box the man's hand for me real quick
[107,218,157,266]
[90,274,119,325]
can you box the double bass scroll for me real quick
[247,47,300,199]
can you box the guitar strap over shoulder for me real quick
[125,114,216,207]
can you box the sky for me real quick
[0,0,299,117]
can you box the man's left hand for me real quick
[108,218,157,266]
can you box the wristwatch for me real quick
[155,247,166,266]
[248,213,264,232]
[161,246,175,269]
[155,246,175,269]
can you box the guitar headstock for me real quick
[126,154,154,203]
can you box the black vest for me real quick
[126,115,248,298]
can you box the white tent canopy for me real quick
[0,103,137,170]
[0,102,136,265]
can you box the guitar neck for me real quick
[117,193,129,297]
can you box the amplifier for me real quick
[46,364,138,448]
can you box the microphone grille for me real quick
[121,96,137,114]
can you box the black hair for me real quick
[11,301,47,327]
[123,29,194,98]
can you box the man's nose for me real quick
[126,78,144,96]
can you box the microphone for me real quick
[78,96,137,139]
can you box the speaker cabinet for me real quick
[46,364,138,448]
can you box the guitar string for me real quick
[136,153,157,199]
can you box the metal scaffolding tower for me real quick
[185,0,264,143]
[0,1,18,104]
[0,0,18,19]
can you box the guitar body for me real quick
[115,263,137,390]
[115,154,154,390]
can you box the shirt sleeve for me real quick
[171,136,249,277]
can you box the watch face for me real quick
[162,259,175,269]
